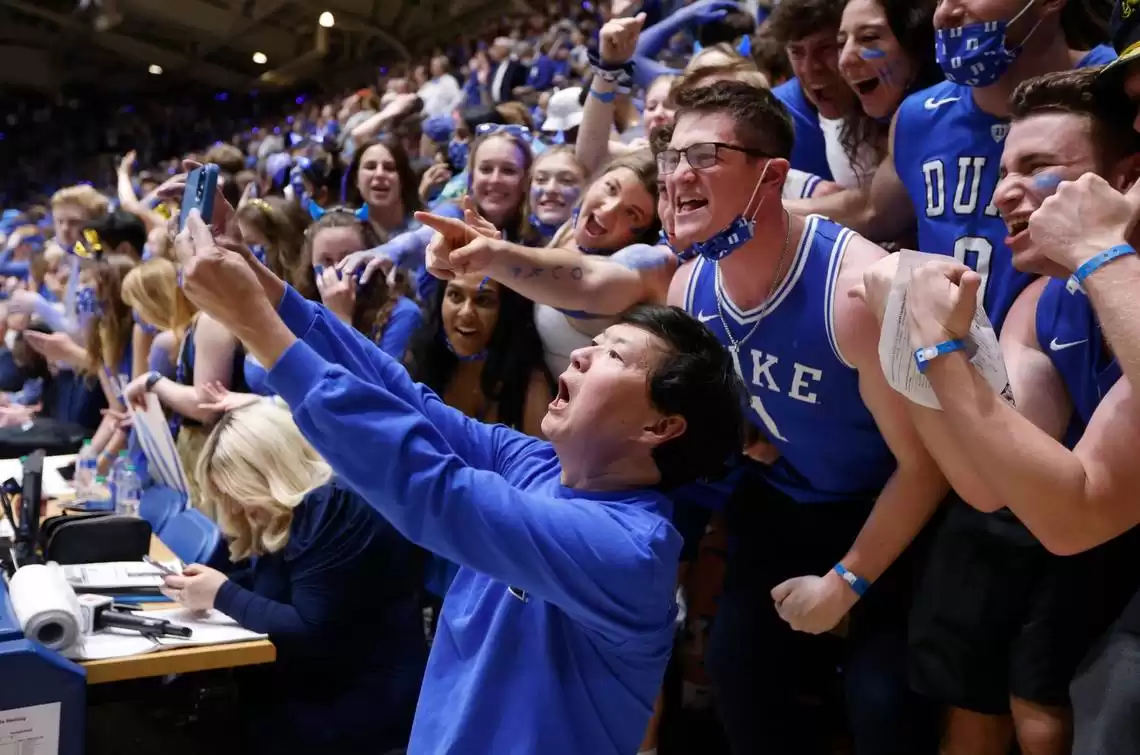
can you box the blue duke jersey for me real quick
[893,46,1115,333]
[1035,279,1121,440]
[683,215,896,504]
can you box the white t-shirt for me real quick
[819,116,877,189]
[418,76,464,119]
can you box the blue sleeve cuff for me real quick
[264,338,330,411]
[276,284,318,338]
[214,576,253,619]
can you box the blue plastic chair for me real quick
[139,485,187,537]
[160,507,221,566]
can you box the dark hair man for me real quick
[171,204,746,755]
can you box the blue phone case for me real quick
[179,163,220,231]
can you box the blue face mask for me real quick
[690,160,771,261]
[132,310,159,335]
[935,0,1042,88]
[448,139,470,173]
[249,244,267,264]
[76,286,103,320]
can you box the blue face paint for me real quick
[1031,172,1064,196]
[859,46,887,60]
[611,244,673,271]
[249,244,267,264]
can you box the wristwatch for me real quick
[144,371,164,391]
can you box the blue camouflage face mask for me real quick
[935,0,1043,88]
[447,139,470,173]
[76,286,103,321]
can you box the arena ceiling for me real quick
[0,0,532,94]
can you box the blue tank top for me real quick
[773,79,834,182]
[1035,279,1120,443]
[683,215,895,503]
[893,46,1115,333]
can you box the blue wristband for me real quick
[913,338,966,373]
[589,87,617,104]
[833,564,870,597]
[1066,244,1136,294]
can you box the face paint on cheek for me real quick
[1031,172,1064,198]
[859,46,887,60]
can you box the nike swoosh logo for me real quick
[924,96,960,110]
[696,312,717,323]
[1049,338,1087,352]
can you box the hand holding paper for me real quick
[875,251,1011,410]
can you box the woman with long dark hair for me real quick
[834,0,940,185]
[343,136,424,242]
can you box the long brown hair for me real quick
[81,253,136,378]
[235,197,316,300]
[345,136,423,236]
[302,213,411,340]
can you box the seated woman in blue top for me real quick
[161,399,426,755]
[173,209,745,755]
[119,257,247,508]
[13,244,136,469]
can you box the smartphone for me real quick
[179,163,220,231]
[143,555,179,576]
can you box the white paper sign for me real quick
[879,251,1014,410]
[113,381,189,495]
[0,702,61,755]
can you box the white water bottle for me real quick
[114,464,141,518]
[75,440,97,503]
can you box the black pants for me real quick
[705,470,939,755]
[1071,584,1140,755]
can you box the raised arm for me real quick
[266,338,679,642]
[906,259,1140,555]
[578,15,645,176]
[902,279,1071,513]
[422,212,676,314]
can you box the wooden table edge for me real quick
[82,638,277,684]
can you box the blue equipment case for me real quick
[0,575,86,754]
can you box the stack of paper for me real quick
[65,607,267,661]
[62,561,182,592]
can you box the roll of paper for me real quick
[8,563,82,651]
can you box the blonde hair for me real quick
[196,400,332,561]
[50,185,109,217]
[121,258,197,347]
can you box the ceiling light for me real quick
[148,64,163,75]
[252,51,268,65]
[318,11,335,27]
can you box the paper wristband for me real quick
[1066,244,1136,294]
[833,563,870,597]
[913,338,965,373]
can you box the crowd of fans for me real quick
[4,0,1140,753]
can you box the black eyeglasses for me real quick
[656,142,771,175]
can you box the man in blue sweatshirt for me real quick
[173,209,745,755]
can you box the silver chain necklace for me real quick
[714,208,794,356]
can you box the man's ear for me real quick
[641,413,686,447]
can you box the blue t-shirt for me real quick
[893,46,1116,332]
[267,287,681,755]
[773,78,834,182]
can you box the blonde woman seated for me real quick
[161,400,426,755]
